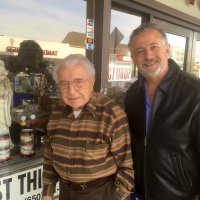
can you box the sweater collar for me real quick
[62,92,97,118]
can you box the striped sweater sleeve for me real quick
[110,103,134,200]
[42,122,59,197]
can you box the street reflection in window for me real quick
[193,41,200,78]
[107,9,141,107]
[109,10,141,87]
[0,0,86,74]
[0,0,86,168]
[1,0,86,42]
[166,33,186,70]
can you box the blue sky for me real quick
[111,10,141,44]
[0,0,142,44]
[0,0,86,42]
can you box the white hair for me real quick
[52,54,95,83]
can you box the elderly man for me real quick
[42,54,134,200]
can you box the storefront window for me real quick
[193,41,200,77]
[107,9,141,106]
[0,0,87,67]
[0,1,86,199]
[166,33,186,70]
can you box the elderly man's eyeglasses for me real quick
[57,78,91,90]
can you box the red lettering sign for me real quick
[7,46,19,53]
[43,50,58,56]
[6,46,58,56]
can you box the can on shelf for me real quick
[0,133,10,162]
[20,129,34,157]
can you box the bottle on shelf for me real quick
[20,116,35,158]
[30,114,38,150]
[0,132,11,163]
[30,114,36,128]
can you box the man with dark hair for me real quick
[125,23,200,200]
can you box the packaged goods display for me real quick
[0,60,12,163]
[20,129,34,157]
[0,133,10,162]
[0,61,55,164]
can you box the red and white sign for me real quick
[0,36,70,59]
[108,63,132,81]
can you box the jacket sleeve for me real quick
[110,105,134,200]
[192,107,200,196]
[42,133,59,197]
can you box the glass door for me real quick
[153,18,193,72]
[193,33,200,78]
[165,33,186,70]
[0,0,87,179]
[0,0,87,75]
[106,8,142,106]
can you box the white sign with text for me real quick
[0,165,59,200]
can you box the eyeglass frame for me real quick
[57,77,92,90]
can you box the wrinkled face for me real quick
[131,28,170,80]
[57,64,95,110]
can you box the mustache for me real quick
[143,58,159,65]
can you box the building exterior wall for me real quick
[155,0,200,19]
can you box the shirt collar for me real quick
[158,59,180,95]
[144,81,151,106]
[139,59,180,95]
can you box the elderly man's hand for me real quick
[42,196,53,200]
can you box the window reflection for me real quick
[0,0,86,42]
[166,33,186,70]
[0,0,86,73]
[109,10,141,86]
[0,0,86,165]
[0,0,87,99]
[107,9,141,106]
[193,41,200,78]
